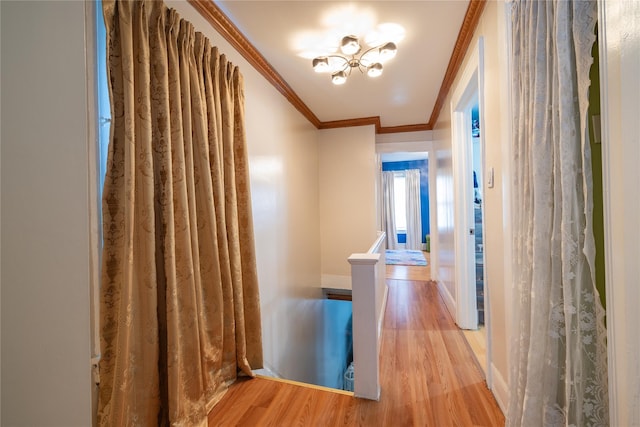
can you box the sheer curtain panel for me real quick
[405,169,422,250]
[508,1,608,426]
[98,1,263,425]
[382,171,398,250]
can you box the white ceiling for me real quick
[216,1,470,128]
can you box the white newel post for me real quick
[348,232,387,401]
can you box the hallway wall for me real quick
[431,142,456,301]
[430,0,511,408]
[1,2,93,424]
[318,126,378,287]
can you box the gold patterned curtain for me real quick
[98,1,263,425]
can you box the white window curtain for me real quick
[382,171,398,250]
[508,1,608,426]
[405,169,422,250]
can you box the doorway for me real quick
[471,105,486,328]
[450,38,491,379]
[379,151,430,252]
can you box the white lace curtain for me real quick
[508,1,608,426]
[382,171,398,250]
[405,169,422,250]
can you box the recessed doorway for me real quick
[450,37,491,381]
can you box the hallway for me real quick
[208,260,504,426]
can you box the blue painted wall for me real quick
[382,159,430,243]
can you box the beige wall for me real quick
[318,126,378,286]
[242,73,322,379]
[430,0,511,406]
[242,77,322,378]
[1,1,93,425]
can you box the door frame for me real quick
[375,138,434,270]
[598,1,640,425]
[450,38,486,332]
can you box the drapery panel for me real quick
[508,1,608,426]
[405,169,422,250]
[99,1,263,425]
[382,171,398,250]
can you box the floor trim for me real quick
[490,362,509,415]
[437,279,457,322]
[254,374,354,396]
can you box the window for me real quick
[97,2,110,196]
[393,172,406,232]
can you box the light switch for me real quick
[487,167,494,188]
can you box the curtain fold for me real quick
[508,1,607,426]
[99,1,262,425]
[382,171,398,250]
[405,169,422,250]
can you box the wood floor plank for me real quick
[208,273,504,426]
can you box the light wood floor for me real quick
[386,252,431,281]
[208,254,504,426]
[463,327,487,377]
[390,253,488,379]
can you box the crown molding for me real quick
[187,0,322,128]
[427,0,487,128]
[378,123,431,134]
[317,117,431,134]
[318,117,380,131]
[189,0,485,134]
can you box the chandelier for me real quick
[312,35,397,85]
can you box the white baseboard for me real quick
[490,362,509,416]
[254,363,283,379]
[437,280,456,321]
[321,274,352,290]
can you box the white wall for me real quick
[318,126,378,288]
[599,1,640,424]
[1,1,93,425]
[431,0,510,408]
[431,134,456,298]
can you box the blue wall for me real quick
[382,159,430,243]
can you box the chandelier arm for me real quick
[357,44,383,67]
[314,36,397,84]
[324,55,352,73]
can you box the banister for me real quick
[348,231,388,400]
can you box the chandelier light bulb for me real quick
[379,42,397,61]
[367,63,383,78]
[312,57,329,73]
[340,35,361,56]
[331,70,348,85]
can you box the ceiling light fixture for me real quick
[312,35,397,85]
